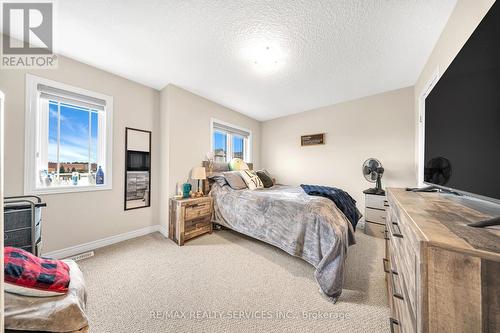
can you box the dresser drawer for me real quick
[389,318,402,333]
[393,294,414,333]
[389,252,404,300]
[383,255,397,320]
[185,201,211,220]
[365,221,385,238]
[389,249,417,333]
[390,204,420,254]
[365,194,388,210]
[365,207,387,224]
[393,291,416,333]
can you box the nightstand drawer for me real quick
[185,216,211,233]
[365,221,385,238]
[365,207,386,224]
[185,202,211,220]
[366,194,388,210]
[185,224,212,241]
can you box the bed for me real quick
[205,162,356,301]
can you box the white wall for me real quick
[414,0,496,180]
[261,87,415,211]
[0,55,160,253]
[158,84,261,229]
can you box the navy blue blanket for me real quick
[300,184,362,230]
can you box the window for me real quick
[25,75,113,194]
[211,119,251,163]
[213,130,227,162]
[232,135,244,160]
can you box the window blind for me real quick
[37,84,106,111]
[213,122,250,137]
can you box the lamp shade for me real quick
[191,167,206,180]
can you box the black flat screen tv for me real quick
[424,2,500,202]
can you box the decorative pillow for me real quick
[4,247,71,297]
[229,158,249,171]
[239,170,264,190]
[208,173,227,187]
[256,169,274,188]
[222,171,248,190]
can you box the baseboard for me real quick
[43,225,165,259]
[158,225,169,238]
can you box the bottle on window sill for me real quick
[71,172,79,185]
[88,172,96,185]
[96,166,104,185]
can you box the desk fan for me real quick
[362,158,385,195]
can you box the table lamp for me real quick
[191,167,207,195]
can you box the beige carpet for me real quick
[78,230,389,333]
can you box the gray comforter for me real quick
[210,184,355,301]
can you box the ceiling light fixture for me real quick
[241,42,286,74]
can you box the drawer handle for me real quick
[382,258,390,273]
[384,230,390,240]
[391,270,404,301]
[384,200,389,207]
[391,222,403,238]
[389,318,400,333]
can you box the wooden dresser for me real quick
[169,196,213,246]
[385,188,500,333]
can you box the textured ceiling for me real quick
[51,0,456,121]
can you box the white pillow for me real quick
[239,170,264,190]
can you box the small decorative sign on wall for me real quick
[301,133,325,146]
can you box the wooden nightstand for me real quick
[169,196,213,246]
[364,193,388,238]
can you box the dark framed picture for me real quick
[301,133,325,146]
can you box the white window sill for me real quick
[27,184,112,195]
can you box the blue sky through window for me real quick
[214,131,226,154]
[213,130,246,161]
[233,135,243,158]
[48,102,98,163]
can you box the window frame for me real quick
[210,118,252,163]
[25,74,113,195]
